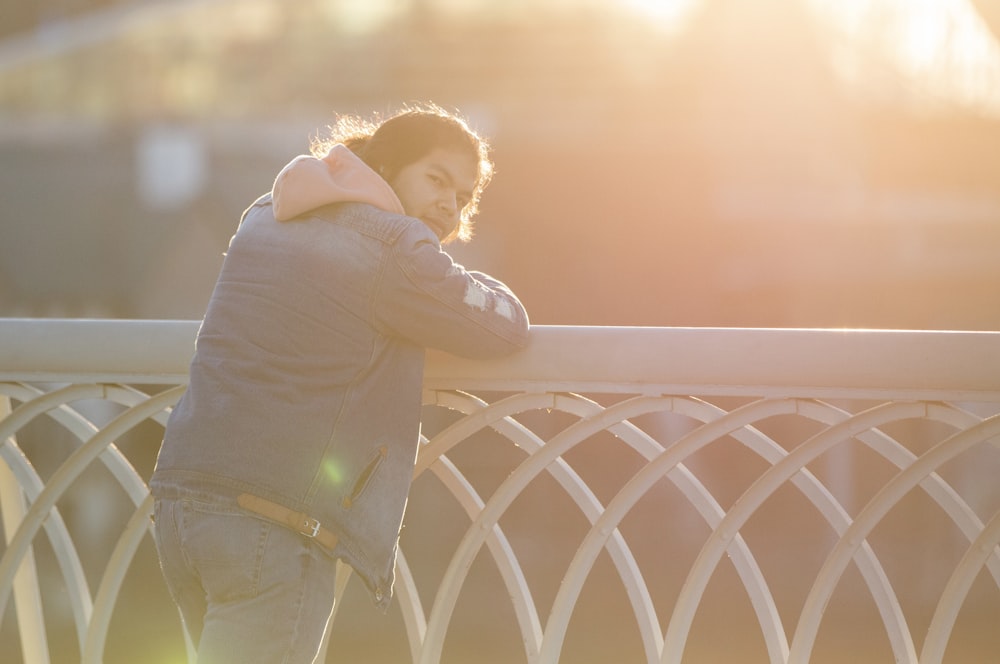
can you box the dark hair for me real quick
[311,103,493,242]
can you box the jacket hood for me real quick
[271,144,405,221]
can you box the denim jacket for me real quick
[151,147,529,610]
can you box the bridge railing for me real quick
[1,318,999,663]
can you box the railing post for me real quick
[0,395,50,664]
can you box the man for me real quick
[150,104,529,663]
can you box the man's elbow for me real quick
[495,319,531,356]
[471,320,530,359]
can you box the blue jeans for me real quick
[153,493,338,664]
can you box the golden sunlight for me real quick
[809,0,1000,115]
[319,0,399,35]
[621,0,701,32]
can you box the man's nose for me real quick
[439,191,458,214]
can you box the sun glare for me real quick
[320,0,399,34]
[810,0,1000,114]
[621,0,701,32]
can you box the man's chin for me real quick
[422,218,450,241]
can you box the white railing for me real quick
[1,318,999,663]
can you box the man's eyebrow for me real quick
[428,163,456,185]
[430,163,474,199]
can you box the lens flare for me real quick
[323,458,344,486]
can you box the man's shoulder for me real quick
[314,202,432,246]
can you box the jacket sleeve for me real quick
[373,225,530,359]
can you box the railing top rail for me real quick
[1,318,999,401]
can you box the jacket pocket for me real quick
[342,445,388,509]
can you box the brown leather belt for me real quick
[237,493,339,551]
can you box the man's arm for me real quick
[374,226,529,359]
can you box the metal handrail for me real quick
[2,318,999,400]
[1,319,998,664]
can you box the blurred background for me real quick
[3,2,1000,662]
[2,0,999,329]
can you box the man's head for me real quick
[313,103,493,242]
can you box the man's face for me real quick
[387,147,477,243]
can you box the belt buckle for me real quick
[300,516,321,538]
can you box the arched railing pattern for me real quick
[1,319,998,663]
